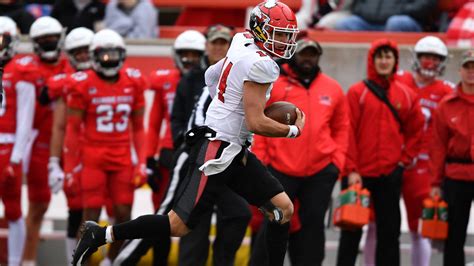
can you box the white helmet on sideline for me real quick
[413,36,448,77]
[29,16,64,61]
[90,29,126,77]
[65,27,94,70]
[0,16,19,62]
[173,30,206,73]
[64,27,94,70]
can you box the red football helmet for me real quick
[249,0,299,59]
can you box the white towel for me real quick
[199,141,242,176]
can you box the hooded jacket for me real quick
[252,64,349,177]
[345,39,424,177]
[431,85,474,185]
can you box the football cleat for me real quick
[72,221,106,265]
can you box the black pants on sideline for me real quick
[336,166,403,266]
[178,187,251,266]
[250,163,339,266]
[443,178,474,266]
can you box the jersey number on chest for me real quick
[96,104,131,133]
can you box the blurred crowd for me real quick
[1,0,474,41]
[0,1,473,266]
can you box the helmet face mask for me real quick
[413,36,448,78]
[65,27,94,70]
[89,29,126,78]
[92,47,126,77]
[68,46,91,70]
[0,33,15,62]
[249,1,299,59]
[175,49,203,74]
[0,16,19,63]
[29,16,64,61]
[172,30,206,73]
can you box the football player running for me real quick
[66,29,147,264]
[72,1,304,266]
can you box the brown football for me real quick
[264,101,297,125]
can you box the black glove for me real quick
[38,86,51,106]
[146,156,162,192]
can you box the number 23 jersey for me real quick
[67,68,146,146]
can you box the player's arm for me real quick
[243,80,304,138]
[10,81,36,165]
[48,97,67,193]
[64,107,84,174]
[50,97,66,158]
[132,108,147,187]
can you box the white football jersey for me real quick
[205,32,280,146]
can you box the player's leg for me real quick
[336,177,373,266]
[113,147,189,266]
[402,162,431,266]
[63,169,83,262]
[1,144,25,266]
[72,137,218,265]
[443,178,474,266]
[107,167,134,261]
[227,151,292,266]
[363,221,376,266]
[23,145,51,264]
[290,163,338,265]
[373,166,402,266]
[249,166,299,266]
[213,189,251,266]
[178,209,212,266]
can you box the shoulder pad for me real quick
[125,68,142,78]
[442,80,456,89]
[71,71,88,82]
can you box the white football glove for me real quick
[48,156,64,194]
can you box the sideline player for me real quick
[46,27,95,262]
[66,29,147,263]
[0,16,36,266]
[73,1,303,266]
[20,16,70,266]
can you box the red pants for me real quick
[0,144,22,220]
[402,160,431,232]
[80,166,134,209]
[26,141,51,203]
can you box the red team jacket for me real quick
[345,39,424,177]
[252,64,349,177]
[396,71,455,157]
[146,68,181,156]
[431,86,474,185]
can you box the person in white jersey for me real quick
[72,1,304,266]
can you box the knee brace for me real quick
[258,201,284,224]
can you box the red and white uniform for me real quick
[0,58,36,220]
[147,68,180,207]
[67,68,146,208]
[397,70,454,232]
[16,55,70,204]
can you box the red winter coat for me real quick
[345,39,424,177]
[431,85,474,186]
[252,64,349,177]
